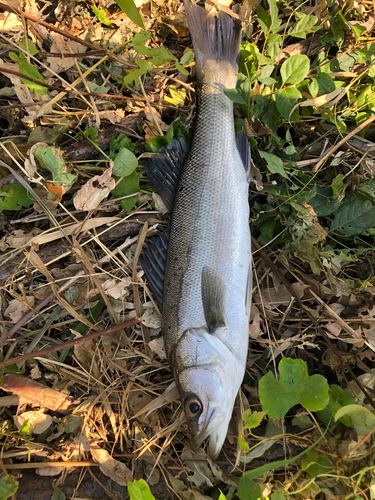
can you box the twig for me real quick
[251,235,375,410]
[313,113,375,172]
[2,462,97,469]
[0,318,140,369]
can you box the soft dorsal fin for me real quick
[236,130,251,183]
[144,137,189,212]
[201,266,227,333]
[140,228,169,311]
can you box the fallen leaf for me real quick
[90,446,132,485]
[148,337,167,359]
[73,166,116,210]
[36,467,63,477]
[181,449,214,488]
[14,410,53,434]
[102,278,131,299]
[4,297,35,323]
[141,307,161,329]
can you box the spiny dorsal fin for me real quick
[236,130,251,183]
[144,137,188,212]
[140,228,169,311]
[201,266,227,333]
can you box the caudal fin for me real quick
[184,0,241,80]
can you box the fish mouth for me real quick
[193,407,228,460]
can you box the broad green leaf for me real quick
[259,65,276,85]
[266,33,282,61]
[113,147,138,177]
[275,87,301,121]
[127,479,155,500]
[259,151,289,179]
[271,493,286,500]
[111,170,139,212]
[310,187,340,217]
[238,430,326,499]
[331,174,343,199]
[256,5,272,34]
[145,135,169,153]
[115,0,144,28]
[9,52,18,62]
[0,183,34,210]
[19,61,47,95]
[123,59,152,85]
[238,482,262,500]
[280,55,310,85]
[330,196,375,236]
[308,73,336,98]
[349,23,367,41]
[34,146,78,191]
[259,358,329,419]
[0,475,18,500]
[132,31,151,45]
[64,286,79,305]
[150,46,174,66]
[335,404,375,435]
[224,88,247,104]
[329,385,355,427]
[287,13,320,39]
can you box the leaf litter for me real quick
[0,0,375,498]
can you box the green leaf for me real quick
[243,410,265,429]
[0,184,34,210]
[238,432,250,453]
[330,196,375,236]
[18,61,47,95]
[329,385,355,427]
[287,13,320,39]
[310,187,340,217]
[145,135,169,153]
[127,479,155,500]
[218,491,228,500]
[331,174,343,199]
[224,88,247,104]
[51,486,66,500]
[34,146,78,190]
[180,50,194,65]
[275,87,301,121]
[20,38,39,56]
[291,415,314,429]
[259,151,289,179]
[112,147,138,177]
[335,404,375,435]
[259,358,329,419]
[258,65,276,85]
[64,414,82,433]
[301,450,332,477]
[0,475,18,500]
[132,31,151,45]
[238,430,327,499]
[271,493,286,500]
[115,0,144,28]
[111,170,139,212]
[64,286,79,305]
[308,73,336,98]
[92,5,113,27]
[9,52,18,62]
[280,55,310,85]
[123,59,151,85]
[238,482,262,500]
[349,23,367,41]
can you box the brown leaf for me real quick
[90,446,132,485]
[73,166,116,211]
[14,410,53,434]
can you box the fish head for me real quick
[173,327,243,459]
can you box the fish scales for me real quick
[142,0,252,459]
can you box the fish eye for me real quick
[184,396,203,418]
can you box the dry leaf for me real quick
[1,228,42,249]
[102,278,131,299]
[4,297,35,323]
[181,449,214,488]
[90,446,132,485]
[98,108,125,124]
[141,308,161,329]
[249,304,263,338]
[152,192,168,214]
[73,166,116,211]
[46,33,86,76]
[14,410,53,434]
[148,337,167,359]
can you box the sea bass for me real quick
[141,0,252,459]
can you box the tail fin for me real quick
[184,0,241,80]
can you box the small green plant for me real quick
[9,38,47,95]
[0,475,18,500]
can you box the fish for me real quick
[141,0,252,459]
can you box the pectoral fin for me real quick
[201,266,227,333]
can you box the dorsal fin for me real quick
[144,137,189,212]
[201,266,227,333]
[140,228,169,311]
[236,130,251,183]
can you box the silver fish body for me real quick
[161,1,252,458]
